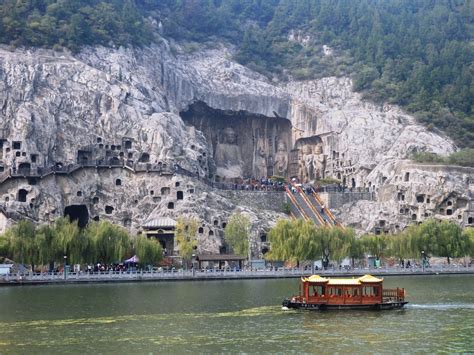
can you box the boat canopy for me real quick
[301,274,383,285]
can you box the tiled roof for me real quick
[142,217,177,228]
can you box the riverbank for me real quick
[1,266,473,286]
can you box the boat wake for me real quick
[407,303,474,310]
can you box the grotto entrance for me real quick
[180,101,292,180]
[64,205,89,228]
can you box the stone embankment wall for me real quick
[319,191,374,209]
[216,190,286,213]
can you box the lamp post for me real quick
[421,250,425,272]
[191,254,196,277]
[63,255,68,280]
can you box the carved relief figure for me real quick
[214,127,243,179]
[299,144,314,182]
[274,141,288,176]
[254,142,267,178]
[312,143,326,180]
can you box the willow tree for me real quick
[434,221,468,264]
[346,230,363,267]
[52,217,81,262]
[267,219,321,266]
[313,226,354,268]
[360,234,388,260]
[224,213,251,258]
[267,220,355,267]
[35,224,57,270]
[175,217,199,267]
[135,235,163,267]
[266,219,298,263]
[85,220,131,264]
[409,219,471,263]
[0,231,10,259]
[465,228,474,257]
[6,219,38,270]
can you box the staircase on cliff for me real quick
[285,184,342,227]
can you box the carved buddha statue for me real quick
[214,127,244,179]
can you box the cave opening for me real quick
[139,153,150,163]
[17,189,28,202]
[180,101,292,180]
[64,205,89,228]
[18,162,31,175]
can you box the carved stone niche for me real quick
[294,136,325,182]
[180,101,292,180]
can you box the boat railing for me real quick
[382,288,405,302]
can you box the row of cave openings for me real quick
[0,139,39,174]
[15,181,192,229]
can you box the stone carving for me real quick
[299,144,314,182]
[312,143,325,180]
[253,142,267,178]
[214,127,243,179]
[274,141,288,177]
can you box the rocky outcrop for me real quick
[0,38,471,244]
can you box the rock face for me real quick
[0,39,472,247]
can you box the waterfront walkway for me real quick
[1,265,472,286]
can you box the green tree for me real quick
[266,219,300,263]
[6,219,38,271]
[134,235,163,268]
[224,213,251,258]
[84,220,130,264]
[347,232,364,268]
[175,217,199,267]
[52,217,81,263]
[35,223,58,271]
[361,234,388,261]
[0,230,10,258]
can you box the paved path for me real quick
[1,266,472,286]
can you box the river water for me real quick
[0,275,472,353]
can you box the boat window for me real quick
[311,285,324,296]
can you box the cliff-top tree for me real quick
[224,213,251,258]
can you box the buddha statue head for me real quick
[314,144,323,155]
[222,127,237,145]
[277,141,287,152]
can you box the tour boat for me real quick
[282,274,407,310]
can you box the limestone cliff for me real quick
[0,39,472,249]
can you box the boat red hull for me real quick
[282,299,408,310]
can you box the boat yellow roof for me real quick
[302,274,383,285]
[301,275,329,283]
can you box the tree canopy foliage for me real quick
[224,213,251,257]
[266,218,473,266]
[267,219,356,267]
[135,235,163,267]
[175,217,199,265]
[411,149,474,167]
[0,0,472,146]
[0,0,152,51]
[0,218,164,270]
[156,0,473,148]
